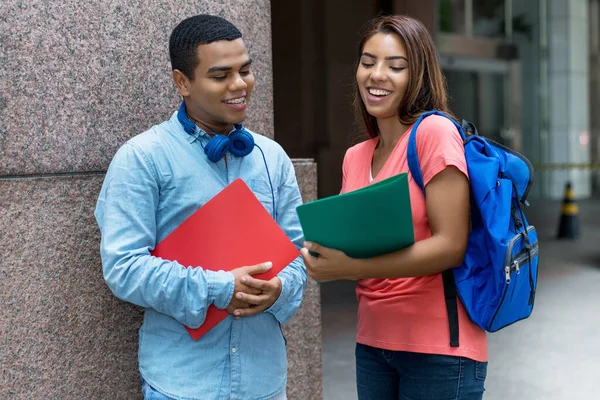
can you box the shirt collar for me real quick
[175,101,244,144]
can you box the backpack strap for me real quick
[407,110,467,191]
[406,110,466,348]
[442,270,460,347]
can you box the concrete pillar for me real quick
[546,0,591,199]
[0,1,321,398]
[287,159,322,399]
[590,0,600,192]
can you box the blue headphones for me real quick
[177,101,276,218]
[176,102,255,162]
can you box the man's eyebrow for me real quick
[207,65,232,73]
[361,52,407,61]
[207,59,253,73]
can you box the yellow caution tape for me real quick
[534,163,600,170]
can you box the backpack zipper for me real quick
[503,226,536,270]
[491,230,538,330]
[504,245,539,283]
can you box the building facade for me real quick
[273,0,599,200]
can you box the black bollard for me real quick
[557,182,580,239]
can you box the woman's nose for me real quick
[370,64,386,81]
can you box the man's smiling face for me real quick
[175,38,255,134]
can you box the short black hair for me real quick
[169,15,242,80]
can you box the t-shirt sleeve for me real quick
[415,115,469,186]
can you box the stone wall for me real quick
[0,1,321,398]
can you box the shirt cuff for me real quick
[206,270,235,309]
[265,274,290,317]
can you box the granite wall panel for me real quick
[0,176,143,399]
[0,163,321,399]
[1,1,321,398]
[0,0,274,176]
[284,160,322,400]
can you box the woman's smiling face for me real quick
[356,32,409,121]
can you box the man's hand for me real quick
[231,275,282,318]
[225,262,272,314]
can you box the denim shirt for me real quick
[94,109,307,400]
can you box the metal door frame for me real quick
[437,35,522,151]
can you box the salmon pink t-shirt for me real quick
[341,115,488,362]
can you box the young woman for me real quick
[300,15,488,399]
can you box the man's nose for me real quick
[229,73,248,91]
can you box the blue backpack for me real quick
[407,110,539,347]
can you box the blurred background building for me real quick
[271,1,600,399]
[273,0,600,200]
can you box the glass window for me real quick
[473,0,505,38]
[444,69,507,145]
[439,0,467,34]
[439,0,517,39]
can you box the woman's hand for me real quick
[300,242,363,282]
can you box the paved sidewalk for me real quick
[321,198,600,400]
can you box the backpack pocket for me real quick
[489,225,539,331]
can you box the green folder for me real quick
[296,173,414,259]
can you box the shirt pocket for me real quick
[249,178,276,217]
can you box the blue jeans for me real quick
[355,343,487,400]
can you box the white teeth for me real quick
[368,88,392,96]
[225,97,245,104]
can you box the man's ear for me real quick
[172,70,191,97]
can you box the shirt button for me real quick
[231,347,237,354]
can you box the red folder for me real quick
[151,178,300,340]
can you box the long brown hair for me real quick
[354,15,453,139]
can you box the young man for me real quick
[94,15,306,400]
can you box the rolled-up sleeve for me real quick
[94,142,234,329]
